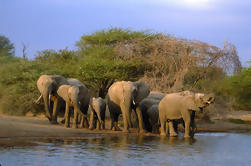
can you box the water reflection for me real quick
[0,133,251,166]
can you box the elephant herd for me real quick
[36,75,215,138]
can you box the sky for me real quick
[0,0,250,65]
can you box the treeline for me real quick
[0,28,250,115]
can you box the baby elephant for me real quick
[89,97,106,130]
[57,84,90,128]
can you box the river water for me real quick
[0,133,251,166]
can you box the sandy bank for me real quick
[0,113,251,139]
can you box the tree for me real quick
[0,35,15,57]
[114,35,241,93]
[76,28,149,97]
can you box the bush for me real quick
[217,64,251,110]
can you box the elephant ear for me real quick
[133,81,150,104]
[68,86,79,104]
[51,81,58,96]
[57,85,71,101]
[186,94,203,112]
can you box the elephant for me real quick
[37,75,68,123]
[158,91,215,138]
[89,97,106,130]
[57,79,90,128]
[107,81,150,133]
[139,92,165,133]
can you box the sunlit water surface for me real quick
[0,133,251,166]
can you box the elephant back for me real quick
[147,92,166,100]
[139,98,161,113]
[67,78,84,87]
[108,81,133,103]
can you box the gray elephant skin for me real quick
[139,92,166,133]
[158,91,215,138]
[107,81,150,133]
[37,75,68,123]
[57,79,90,128]
[89,97,106,130]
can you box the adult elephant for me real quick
[37,75,68,123]
[89,97,106,130]
[139,92,165,133]
[57,78,90,128]
[107,81,150,133]
[158,91,215,138]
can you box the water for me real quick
[0,133,251,166]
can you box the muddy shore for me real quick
[1,113,251,139]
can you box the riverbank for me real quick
[0,113,251,139]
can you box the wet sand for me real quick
[0,113,251,139]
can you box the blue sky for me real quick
[0,0,250,65]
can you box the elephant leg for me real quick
[89,111,95,130]
[168,121,178,137]
[135,107,146,133]
[183,113,191,138]
[160,117,166,136]
[173,120,179,134]
[79,115,84,128]
[64,103,70,128]
[122,111,129,133]
[96,119,101,130]
[100,120,105,130]
[114,114,121,131]
[72,108,78,129]
[82,115,88,128]
[110,113,115,130]
[190,111,196,137]
[51,98,59,124]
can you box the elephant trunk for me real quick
[96,109,102,125]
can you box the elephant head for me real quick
[132,81,150,106]
[37,75,68,122]
[107,80,150,133]
[187,93,215,112]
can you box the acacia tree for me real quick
[0,35,15,57]
[114,34,241,92]
[76,28,149,97]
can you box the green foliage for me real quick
[0,28,248,116]
[76,28,151,49]
[79,56,145,97]
[0,35,15,57]
[185,66,226,92]
[217,64,251,110]
[0,58,44,115]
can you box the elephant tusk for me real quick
[35,95,42,104]
[132,100,136,105]
[49,94,51,108]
